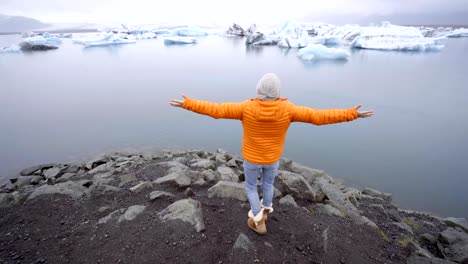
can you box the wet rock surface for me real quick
[0,149,464,263]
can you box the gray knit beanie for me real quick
[256,73,280,101]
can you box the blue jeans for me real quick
[243,160,280,216]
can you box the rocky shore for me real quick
[1,149,467,264]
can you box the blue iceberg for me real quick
[297,44,350,60]
[164,37,197,45]
[167,26,208,37]
[73,33,136,47]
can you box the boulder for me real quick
[129,181,153,193]
[149,191,175,201]
[315,177,376,227]
[362,188,392,202]
[153,172,191,188]
[55,173,75,183]
[0,193,16,208]
[276,171,316,201]
[119,173,138,187]
[200,170,216,183]
[15,176,43,188]
[216,166,239,182]
[118,205,147,222]
[28,181,88,200]
[85,155,109,170]
[158,198,206,232]
[92,171,114,186]
[190,159,216,170]
[233,233,254,252]
[43,167,62,179]
[20,164,56,176]
[280,159,326,184]
[208,181,247,202]
[62,165,80,174]
[317,204,343,217]
[443,217,468,233]
[279,194,299,208]
[215,154,227,163]
[157,161,189,171]
[438,228,468,263]
[98,209,125,224]
[88,162,114,174]
[393,222,414,235]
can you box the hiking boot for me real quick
[261,199,274,221]
[247,209,267,235]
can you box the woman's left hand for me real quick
[355,105,374,118]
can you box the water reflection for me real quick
[299,58,348,69]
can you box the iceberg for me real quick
[168,26,208,37]
[19,36,60,50]
[226,23,245,36]
[297,44,350,60]
[0,45,21,53]
[445,28,468,38]
[72,33,136,47]
[351,36,444,51]
[277,20,306,38]
[163,37,197,45]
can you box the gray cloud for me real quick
[1,0,467,25]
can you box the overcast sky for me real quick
[2,0,468,25]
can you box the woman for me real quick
[170,73,373,234]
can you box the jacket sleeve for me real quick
[182,97,245,120]
[290,104,359,125]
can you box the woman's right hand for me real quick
[169,95,187,108]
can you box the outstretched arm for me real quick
[170,95,245,120]
[291,104,373,125]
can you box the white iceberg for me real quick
[297,44,350,60]
[277,20,306,38]
[167,26,208,37]
[163,37,197,45]
[445,28,468,38]
[19,36,60,50]
[72,33,136,47]
[0,45,21,53]
[351,36,444,51]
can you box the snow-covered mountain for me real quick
[0,14,49,32]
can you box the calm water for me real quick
[1,34,467,218]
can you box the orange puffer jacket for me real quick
[183,97,359,164]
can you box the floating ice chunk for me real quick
[168,26,208,37]
[351,36,444,51]
[445,28,468,38]
[19,36,60,50]
[297,44,350,60]
[141,32,157,39]
[163,37,197,45]
[73,33,136,47]
[0,45,21,53]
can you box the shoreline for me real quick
[1,149,467,263]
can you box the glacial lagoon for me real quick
[1,32,467,218]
